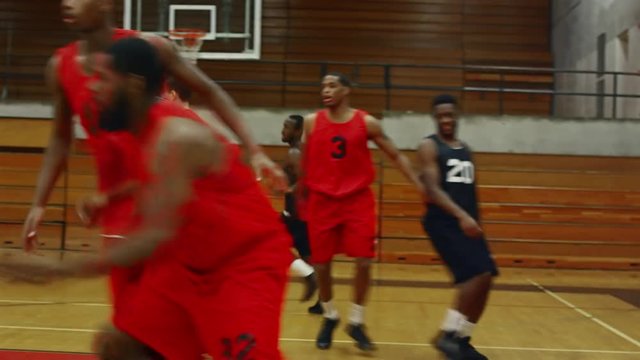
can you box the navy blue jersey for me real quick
[425,134,479,221]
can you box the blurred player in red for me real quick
[300,73,424,351]
[22,0,284,316]
[2,38,291,360]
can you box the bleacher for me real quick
[1,135,638,270]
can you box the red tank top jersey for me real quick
[303,109,375,197]
[139,100,283,271]
[55,29,145,232]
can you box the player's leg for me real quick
[294,219,323,313]
[307,191,342,349]
[193,253,289,360]
[342,189,377,351]
[113,271,204,360]
[284,215,317,301]
[423,218,497,360]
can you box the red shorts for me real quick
[113,235,290,360]
[101,235,144,316]
[307,188,377,264]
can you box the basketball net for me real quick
[169,28,206,65]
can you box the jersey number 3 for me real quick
[446,159,474,184]
[331,136,347,159]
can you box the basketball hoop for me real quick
[169,28,206,64]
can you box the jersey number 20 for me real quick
[446,159,474,184]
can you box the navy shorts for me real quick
[422,216,498,284]
[282,213,311,259]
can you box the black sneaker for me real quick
[346,323,376,351]
[433,331,464,360]
[301,273,318,302]
[458,336,488,360]
[308,300,323,315]
[316,318,340,350]
[432,331,488,360]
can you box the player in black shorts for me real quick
[281,114,321,307]
[416,95,498,360]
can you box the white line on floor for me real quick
[0,325,638,355]
[281,338,640,354]
[527,278,640,348]
[0,299,109,307]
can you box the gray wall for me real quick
[552,0,640,119]
[1,102,638,157]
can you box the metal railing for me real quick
[3,54,640,119]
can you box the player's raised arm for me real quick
[143,34,286,189]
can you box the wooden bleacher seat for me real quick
[2,92,639,270]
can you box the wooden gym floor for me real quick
[0,250,638,359]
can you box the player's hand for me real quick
[21,206,45,253]
[76,193,108,227]
[459,215,483,239]
[251,151,288,191]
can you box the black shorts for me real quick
[282,212,311,259]
[422,216,498,284]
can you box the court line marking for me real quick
[0,299,109,307]
[280,338,640,354]
[0,325,638,355]
[527,278,640,348]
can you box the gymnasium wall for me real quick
[0,0,553,116]
[552,0,640,119]
[2,103,640,157]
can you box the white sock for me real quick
[457,319,476,338]
[290,259,314,278]
[349,303,365,325]
[441,309,467,333]
[321,301,339,320]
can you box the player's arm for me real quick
[285,148,302,193]
[76,181,142,227]
[21,55,74,251]
[416,139,482,238]
[142,34,285,189]
[295,114,316,199]
[365,115,424,195]
[0,123,222,283]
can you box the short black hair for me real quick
[288,115,304,130]
[167,77,192,102]
[324,72,351,88]
[106,37,164,96]
[432,94,458,108]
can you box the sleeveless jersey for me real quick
[425,134,479,221]
[302,109,375,197]
[139,100,283,271]
[55,28,141,232]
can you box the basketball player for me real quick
[2,38,291,360]
[417,94,498,360]
[164,76,193,108]
[22,0,285,251]
[281,115,320,304]
[300,73,424,351]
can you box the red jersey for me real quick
[139,100,285,271]
[303,109,375,197]
[56,28,140,232]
